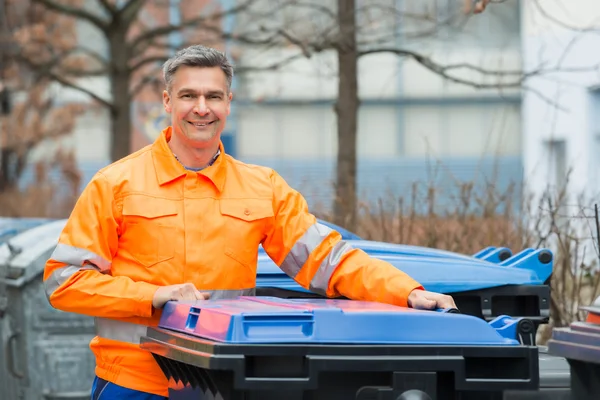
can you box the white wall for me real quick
[521,0,600,198]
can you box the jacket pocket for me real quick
[219,198,274,222]
[121,196,178,268]
[219,198,273,271]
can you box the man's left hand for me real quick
[408,289,457,310]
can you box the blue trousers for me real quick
[91,376,168,400]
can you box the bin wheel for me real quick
[397,389,432,400]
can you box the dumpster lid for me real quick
[158,296,520,345]
[548,321,600,364]
[0,219,66,282]
[0,217,51,243]
[257,246,551,294]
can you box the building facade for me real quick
[233,0,523,210]
[521,0,600,200]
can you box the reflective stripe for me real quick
[95,288,256,344]
[309,240,352,296]
[95,318,148,345]
[51,243,111,272]
[45,244,111,298]
[280,223,333,277]
[44,265,96,299]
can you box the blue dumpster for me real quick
[256,232,554,343]
[141,297,540,400]
[547,296,600,400]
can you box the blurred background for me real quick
[1,0,600,398]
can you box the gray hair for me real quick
[162,45,234,93]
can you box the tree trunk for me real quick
[109,31,133,162]
[333,0,359,231]
[0,148,10,191]
[110,73,132,161]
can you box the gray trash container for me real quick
[504,346,571,399]
[0,219,96,400]
[0,218,51,248]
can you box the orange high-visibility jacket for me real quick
[43,127,423,396]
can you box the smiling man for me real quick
[165,65,229,163]
[43,45,456,400]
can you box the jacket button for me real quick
[244,208,250,215]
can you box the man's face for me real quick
[163,66,232,147]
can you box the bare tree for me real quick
[0,0,83,216]
[228,0,534,230]
[17,0,259,162]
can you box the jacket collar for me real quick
[152,127,227,192]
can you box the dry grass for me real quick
[355,182,529,255]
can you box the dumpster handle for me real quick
[6,330,25,379]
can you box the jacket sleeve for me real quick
[261,170,424,307]
[43,172,158,319]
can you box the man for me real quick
[44,45,456,400]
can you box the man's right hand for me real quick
[152,283,210,309]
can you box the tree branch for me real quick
[130,0,254,54]
[235,51,310,73]
[50,73,114,109]
[532,0,600,33]
[276,29,314,58]
[129,55,168,74]
[31,0,108,32]
[278,1,336,20]
[21,45,111,78]
[521,84,568,112]
[120,0,145,27]
[58,66,109,77]
[358,47,524,85]
[97,0,117,15]
[131,24,292,59]
[63,46,111,69]
[130,65,164,97]
[355,46,597,111]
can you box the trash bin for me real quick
[256,246,553,343]
[0,219,95,400]
[547,296,600,400]
[0,217,50,244]
[141,297,540,400]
